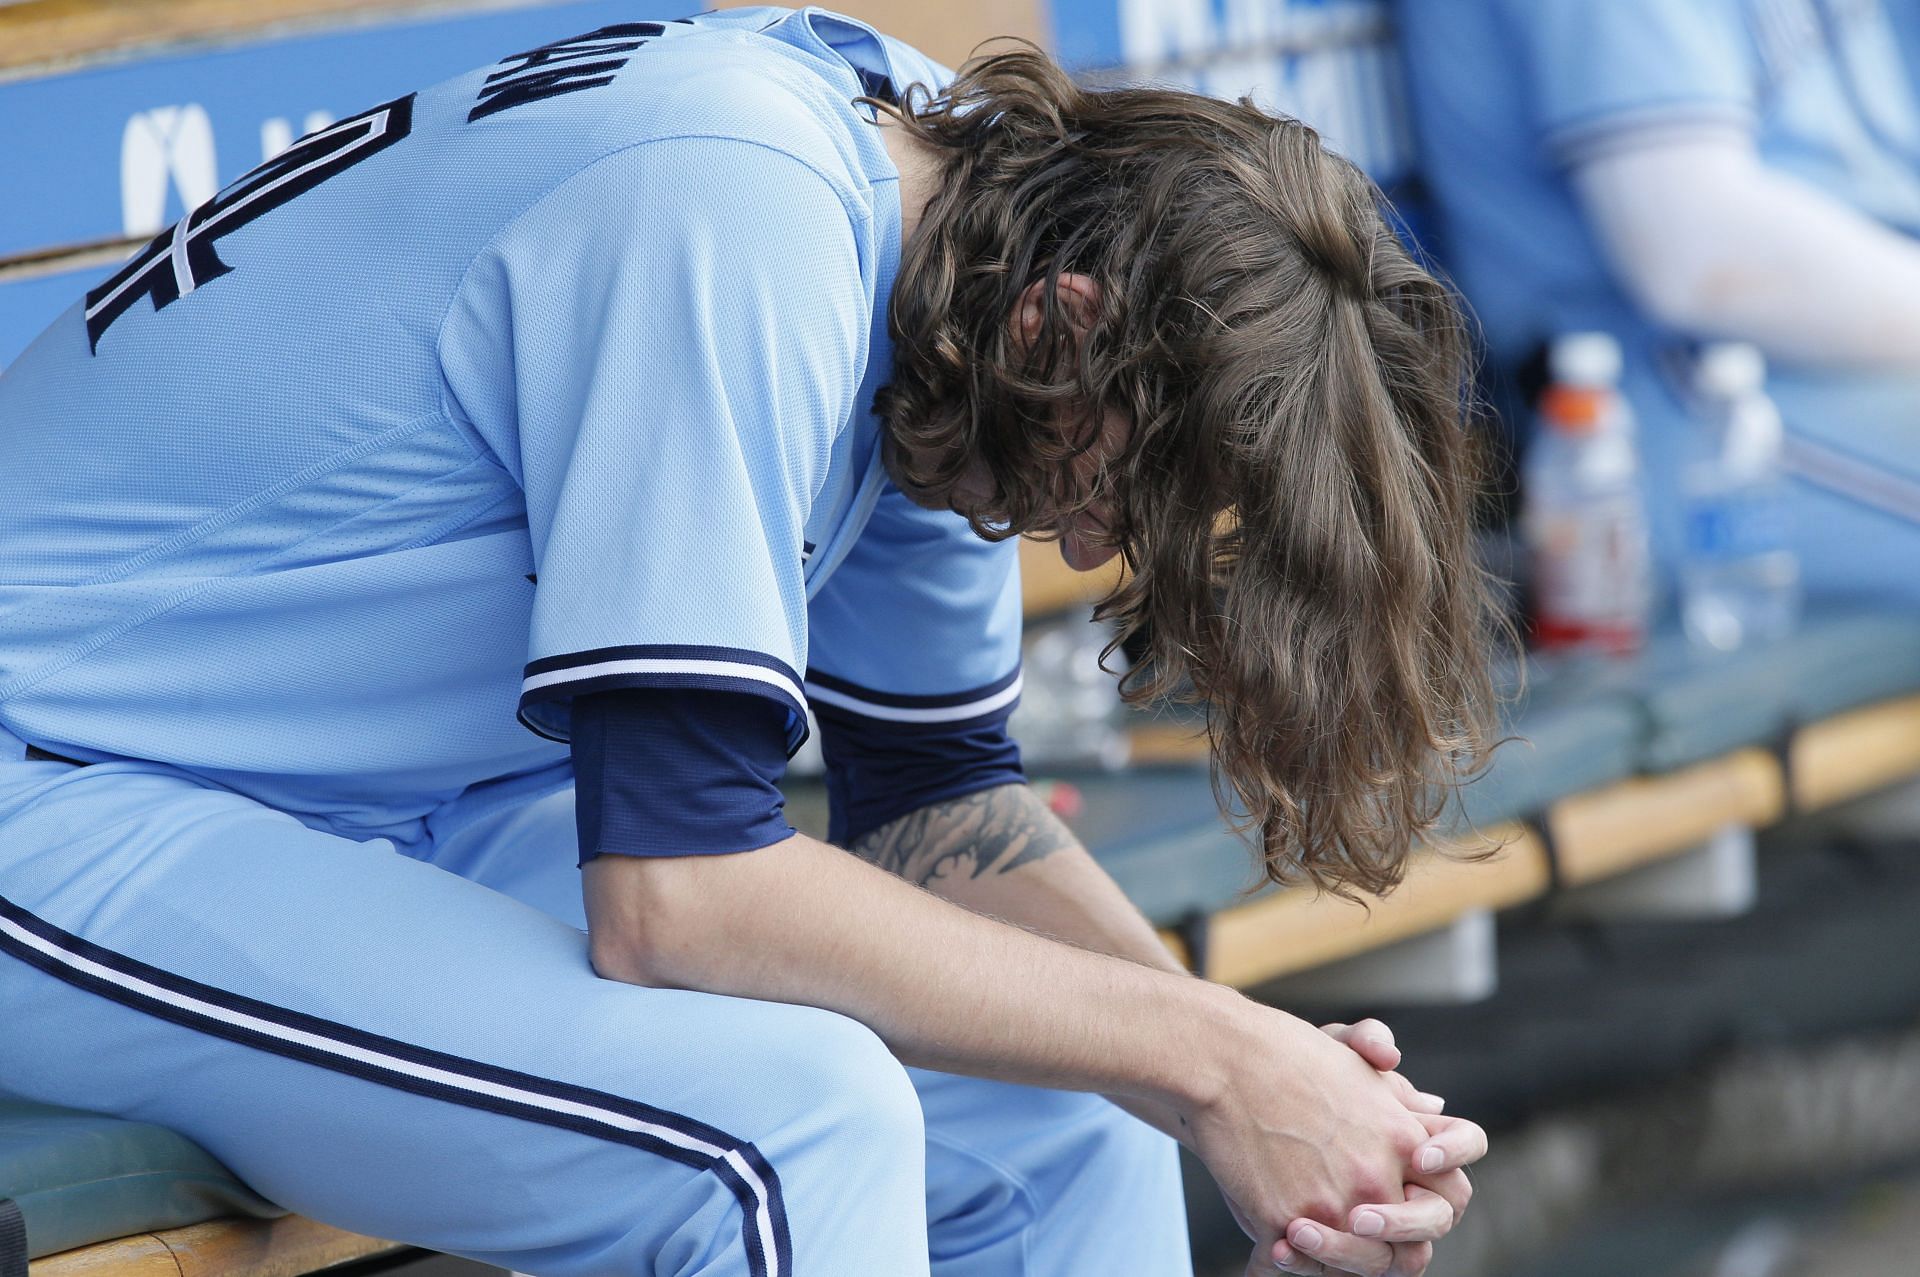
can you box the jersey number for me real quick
[85,95,416,354]
[469,23,665,122]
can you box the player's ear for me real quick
[1009,273,1102,354]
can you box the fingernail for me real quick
[1352,1209,1384,1237]
[1272,1246,1295,1266]
[1363,1035,1391,1049]
[1293,1225,1323,1250]
[1417,1091,1446,1111]
[1419,1145,1445,1172]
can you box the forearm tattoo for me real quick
[851,785,1075,887]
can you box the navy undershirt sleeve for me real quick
[570,687,795,864]
[815,711,1026,847]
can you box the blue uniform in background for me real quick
[0,8,1189,1274]
[1399,0,1920,606]
[1888,1,1920,96]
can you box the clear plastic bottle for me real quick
[1523,332,1652,656]
[1680,343,1800,652]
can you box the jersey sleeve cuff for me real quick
[802,664,1022,735]
[520,643,809,754]
[571,686,797,863]
[808,667,1026,846]
[1544,100,1756,168]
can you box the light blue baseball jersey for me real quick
[1897,3,1920,86]
[0,7,1024,840]
[1398,0,1920,367]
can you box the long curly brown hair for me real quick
[873,48,1506,899]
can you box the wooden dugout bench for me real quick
[8,1,1920,1274]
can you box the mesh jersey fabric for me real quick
[0,6,1023,843]
[571,687,795,860]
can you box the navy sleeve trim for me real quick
[842,771,1025,848]
[572,687,795,862]
[804,664,1021,728]
[520,644,807,752]
[815,707,1026,846]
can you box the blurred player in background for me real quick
[1400,0,1920,605]
[0,9,1500,1276]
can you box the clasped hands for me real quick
[1210,1017,1485,1277]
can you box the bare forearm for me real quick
[584,833,1243,1117]
[852,783,1197,1138]
[584,814,1477,1261]
[850,782,1184,973]
[1575,138,1920,371]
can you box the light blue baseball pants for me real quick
[0,744,1191,1277]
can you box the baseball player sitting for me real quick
[0,9,1497,1276]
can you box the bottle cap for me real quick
[1695,342,1766,397]
[1549,332,1622,388]
[1540,384,1605,433]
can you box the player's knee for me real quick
[780,1009,924,1162]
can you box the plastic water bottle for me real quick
[1523,332,1652,656]
[1680,343,1800,652]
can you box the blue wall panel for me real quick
[1048,0,1126,69]
[1046,0,1415,188]
[0,0,698,260]
[0,0,700,367]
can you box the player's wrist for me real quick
[1152,978,1259,1122]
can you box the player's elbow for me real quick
[1620,254,1756,336]
[1572,141,1783,338]
[584,852,733,990]
[587,911,689,990]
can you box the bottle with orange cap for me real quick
[1522,331,1652,656]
